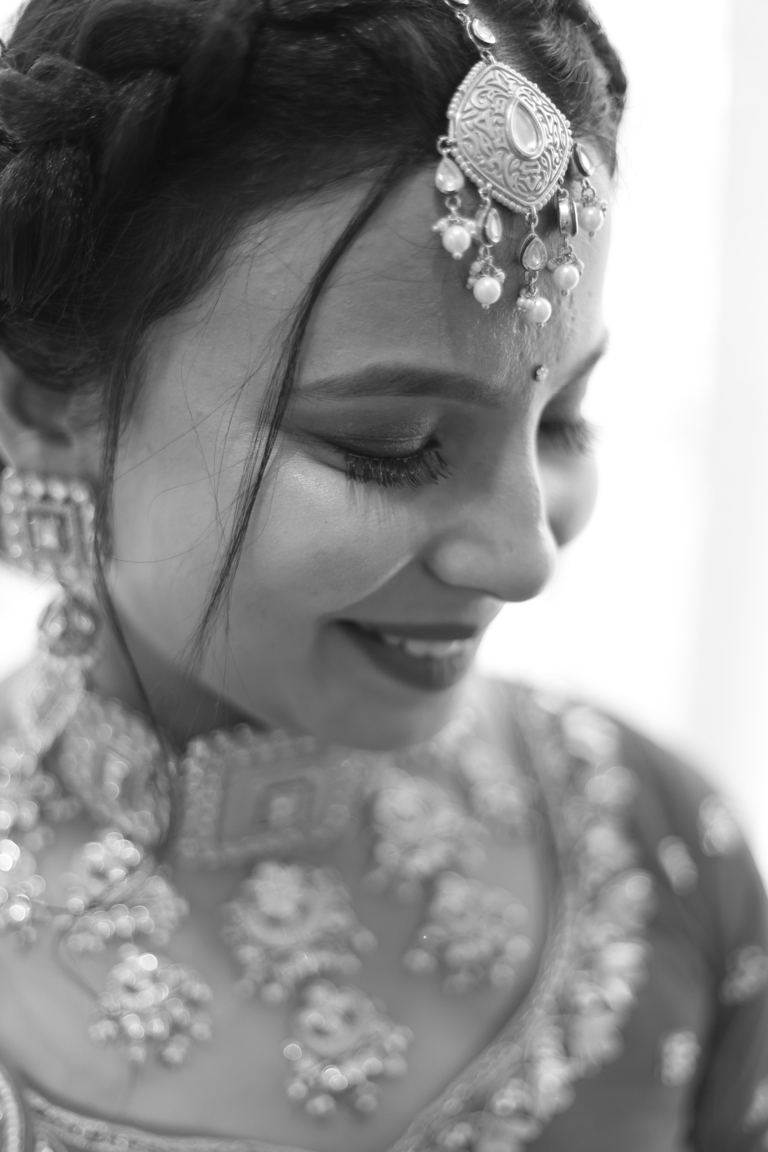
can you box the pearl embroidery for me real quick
[657,1030,700,1087]
[698,795,743,857]
[657,836,699,894]
[720,946,768,1006]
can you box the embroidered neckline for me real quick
[16,687,655,1152]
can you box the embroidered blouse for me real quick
[1,687,767,1152]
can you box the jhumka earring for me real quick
[0,468,100,668]
[432,0,606,323]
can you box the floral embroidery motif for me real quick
[283,980,412,1118]
[720,946,768,1006]
[388,697,656,1152]
[15,693,656,1152]
[657,1030,700,1087]
[698,795,743,857]
[403,872,531,993]
[657,836,698,894]
[222,861,376,1002]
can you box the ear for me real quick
[0,349,103,485]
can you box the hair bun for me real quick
[100,69,178,197]
[179,0,259,124]
[0,56,109,147]
[0,143,93,310]
[74,0,195,76]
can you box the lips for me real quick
[337,620,481,692]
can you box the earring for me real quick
[0,468,95,585]
[0,468,100,668]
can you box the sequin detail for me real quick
[390,697,656,1152]
[657,836,698,894]
[698,795,743,856]
[7,689,655,1150]
[720,946,768,1005]
[657,1030,700,1087]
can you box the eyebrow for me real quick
[299,335,610,409]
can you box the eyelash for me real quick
[342,416,596,489]
[538,415,597,456]
[344,446,451,489]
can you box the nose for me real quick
[424,448,557,602]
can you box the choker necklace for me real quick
[0,611,535,1120]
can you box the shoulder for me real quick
[493,675,754,863]
[495,676,768,963]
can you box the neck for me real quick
[89,615,267,748]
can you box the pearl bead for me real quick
[527,297,552,325]
[516,294,535,312]
[442,224,472,259]
[553,263,581,295]
[473,276,502,306]
[578,204,605,234]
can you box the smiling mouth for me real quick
[337,621,481,692]
[355,624,475,660]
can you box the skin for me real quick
[0,164,611,1149]
[0,166,609,750]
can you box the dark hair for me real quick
[0,0,626,652]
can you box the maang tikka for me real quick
[433,0,607,322]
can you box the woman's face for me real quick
[107,168,611,749]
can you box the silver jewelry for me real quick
[0,468,95,588]
[0,644,540,1116]
[222,860,376,1002]
[403,871,531,993]
[433,1,606,320]
[283,980,412,1118]
[0,646,661,1141]
[177,727,368,867]
[0,469,102,682]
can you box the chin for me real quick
[316,678,469,752]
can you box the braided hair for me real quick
[0,0,626,647]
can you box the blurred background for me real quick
[0,0,766,873]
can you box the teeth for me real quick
[376,633,470,659]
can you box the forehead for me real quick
[209,167,611,395]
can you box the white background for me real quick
[0,0,766,873]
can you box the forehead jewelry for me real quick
[433,0,606,322]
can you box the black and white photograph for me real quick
[0,0,765,1148]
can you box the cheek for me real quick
[108,440,235,649]
[229,455,421,619]
[542,454,599,547]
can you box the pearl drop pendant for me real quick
[517,294,552,326]
[442,223,473,259]
[577,203,605,236]
[473,276,503,307]
[552,263,581,295]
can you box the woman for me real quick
[0,0,764,1149]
